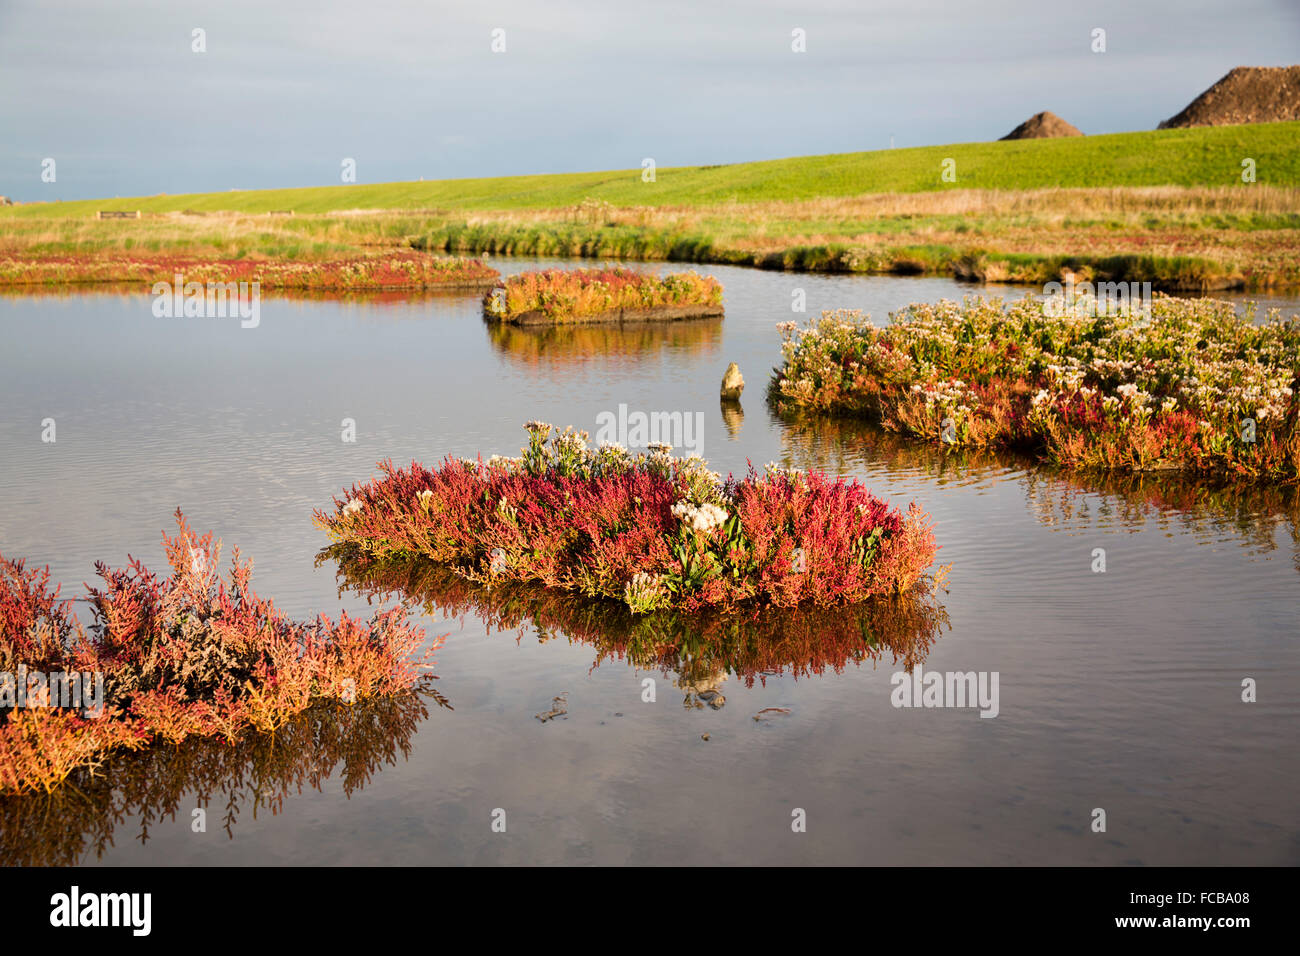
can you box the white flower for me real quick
[671,500,728,533]
[342,498,364,516]
[557,430,588,452]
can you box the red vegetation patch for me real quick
[0,510,433,794]
[0,251,499,292]
[315,423,939,614]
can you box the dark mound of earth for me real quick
[1159,66,1300,128]
[999,111,1083,140]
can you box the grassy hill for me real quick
[4,123,1298,218]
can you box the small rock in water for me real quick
[708,695,726,710]
[535,693,569,722]
[701,733,711,741]
[720,362,745,401]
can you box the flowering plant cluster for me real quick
[0,510,432,794]
[0,252,499,292]
[483,267,723,322]
[770,296,1300,481]
[315,422,938,615]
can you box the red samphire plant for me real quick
[315,422,939,615]
[0,510,434,794]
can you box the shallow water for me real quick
[1,263,1297,865]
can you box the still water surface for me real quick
[1,263,1297,865]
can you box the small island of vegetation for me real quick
[482,267,723,324]
[770,295,1300,482]
[0,511,433,795]
[315,422,939,613]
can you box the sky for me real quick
[1,0,1298,201]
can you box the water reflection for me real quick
[0,694,440,866]
[320,547,950,701]
[776,415,1300,568]
[775,413,1036,484]
[485,316,723,371]
[720,398,745,438]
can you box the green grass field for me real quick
[5,123,1297,218]
[3,123,1297,290]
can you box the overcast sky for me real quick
[2,0,1297,201]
